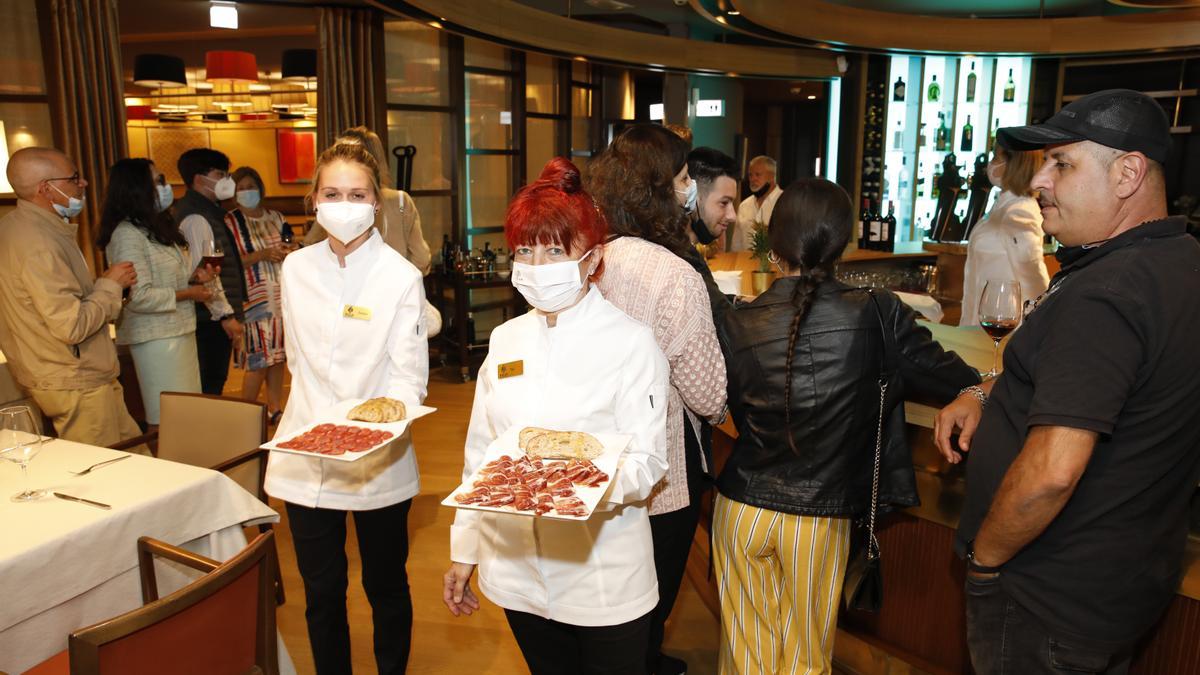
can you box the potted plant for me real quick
[749,222,774,294]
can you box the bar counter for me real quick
[693,320,1200,675]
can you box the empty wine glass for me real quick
[979,279,1022,378]
[0,406,45,502]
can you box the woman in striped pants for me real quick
[714,179,979,674]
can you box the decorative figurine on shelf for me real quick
[962,153,995,240]
[930,153,966,242]
[749,222,773,294]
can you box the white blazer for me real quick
[450,286,670,627]
[266,231,429,510]
[730,185,783,252]
[960,190,1051,327]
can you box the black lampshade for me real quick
[281,49,317,80]
[133,53,187,88]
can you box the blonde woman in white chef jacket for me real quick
[960,142,1051,326]
[443,157,670,675]
[268,142,428,675]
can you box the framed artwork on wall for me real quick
[147,128,212,185]
[277,129,317,184]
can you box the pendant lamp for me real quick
[133,54,187,89]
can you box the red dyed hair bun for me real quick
[539,156,581,194]
[504,157,608,262]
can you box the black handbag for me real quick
[843,290,890,613]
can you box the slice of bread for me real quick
[347,397,407,423]
[518,426,553,450]
[525,431,603,460]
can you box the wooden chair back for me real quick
[157,392,268,500]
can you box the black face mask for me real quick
[751,182,773,199]
[691,218,718,245]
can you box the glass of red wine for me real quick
[979,279,1022,378]
[199,240,224,270]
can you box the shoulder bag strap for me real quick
[863,289,891,561]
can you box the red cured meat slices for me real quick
[276,424,394,456]
[553,496,587,517]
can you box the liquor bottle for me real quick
[961,115,974,152]
[858,198,871,249]
[966,61,977,102]
[932,166,942,198]
[893,120,904,150]
[935,113,949,152]
[893,76,906,102]
[898,156,910,192]
[1004,69,1016,102]
[927,75,940,102]
[883,201,897,252]
[988,117,999,152]
[918,122,927,147]
[867,200,883,251]
[916,160,926,197]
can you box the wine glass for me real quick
[979,279,1022,378]
[0,406,45,502]
[199,239,225,271]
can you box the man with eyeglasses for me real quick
[0,147,144,447]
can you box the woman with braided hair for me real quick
[713,178,979,674]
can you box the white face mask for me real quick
[155,184,174,212]
[511,249,595,313]
[986,160,1005,188]
[207,175,236,201]
[49,183,84,219]
[317,201,376,244]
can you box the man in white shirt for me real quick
[730,155,783,252]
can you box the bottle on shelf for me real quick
[932,165,942,198]
[961,115,974,152]
[440,234,453,273]
[893,120,904,150]
[918,122,927,147]
[1004,68,1016,102]
[883,201,897,252]
[927,74,940,102]
[867,200,883,251]
[858,198,871,250]
[988,117,1000,152]
[898,156,910,192]
[935,113,949,152]
[893,76,906,102]
[966,61,977,102]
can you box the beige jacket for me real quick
[0,200,122,390]
[304,188,432,274]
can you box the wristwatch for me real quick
[965,540,1003,574]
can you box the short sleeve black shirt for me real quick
[956,217,1200,648]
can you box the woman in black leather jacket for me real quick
[712,178,979,674]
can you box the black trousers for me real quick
[646,416,710,673]
[194,318,233,395]
[505,608,653,675]
[966,573,1132,675]
[285,500,413,675]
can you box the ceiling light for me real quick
[807,95,817,100]
[210,1,238,30]
[727,10,740,15]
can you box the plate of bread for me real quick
[264,398,436,462]
[442,425,631,520]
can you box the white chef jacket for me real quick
[730,185,783,252]
[960,190,1051,327]
[450,285,670,627]
[266,230,428,510]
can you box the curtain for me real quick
[317,7,387,153]
[44,0,127,273]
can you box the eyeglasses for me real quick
[44,172,83,186]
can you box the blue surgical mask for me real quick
[155,184,175,212]
[49,183,84,219]
[236,189,261,209]
[676,180,698,212]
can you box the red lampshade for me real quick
[205,51,258,83]
[126,105,154,120]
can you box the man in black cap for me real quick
[935,89,1200,674]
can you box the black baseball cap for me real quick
[997,89,1171,164]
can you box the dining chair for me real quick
[155,392,284,605]
[25,531,279,675]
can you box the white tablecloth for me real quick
[0,439,294,674]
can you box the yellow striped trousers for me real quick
[712,494,852,675]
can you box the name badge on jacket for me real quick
[498,360,524,379]
[343,305,372,321]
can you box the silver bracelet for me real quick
[959,385,988,406]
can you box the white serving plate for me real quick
[263,399,437,462]
[441,426,631,521]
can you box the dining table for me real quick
[0,437,295,674]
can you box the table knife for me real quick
[53,492,112,510]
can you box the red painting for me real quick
[277,129,316,184]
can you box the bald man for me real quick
[0,147,143,448]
